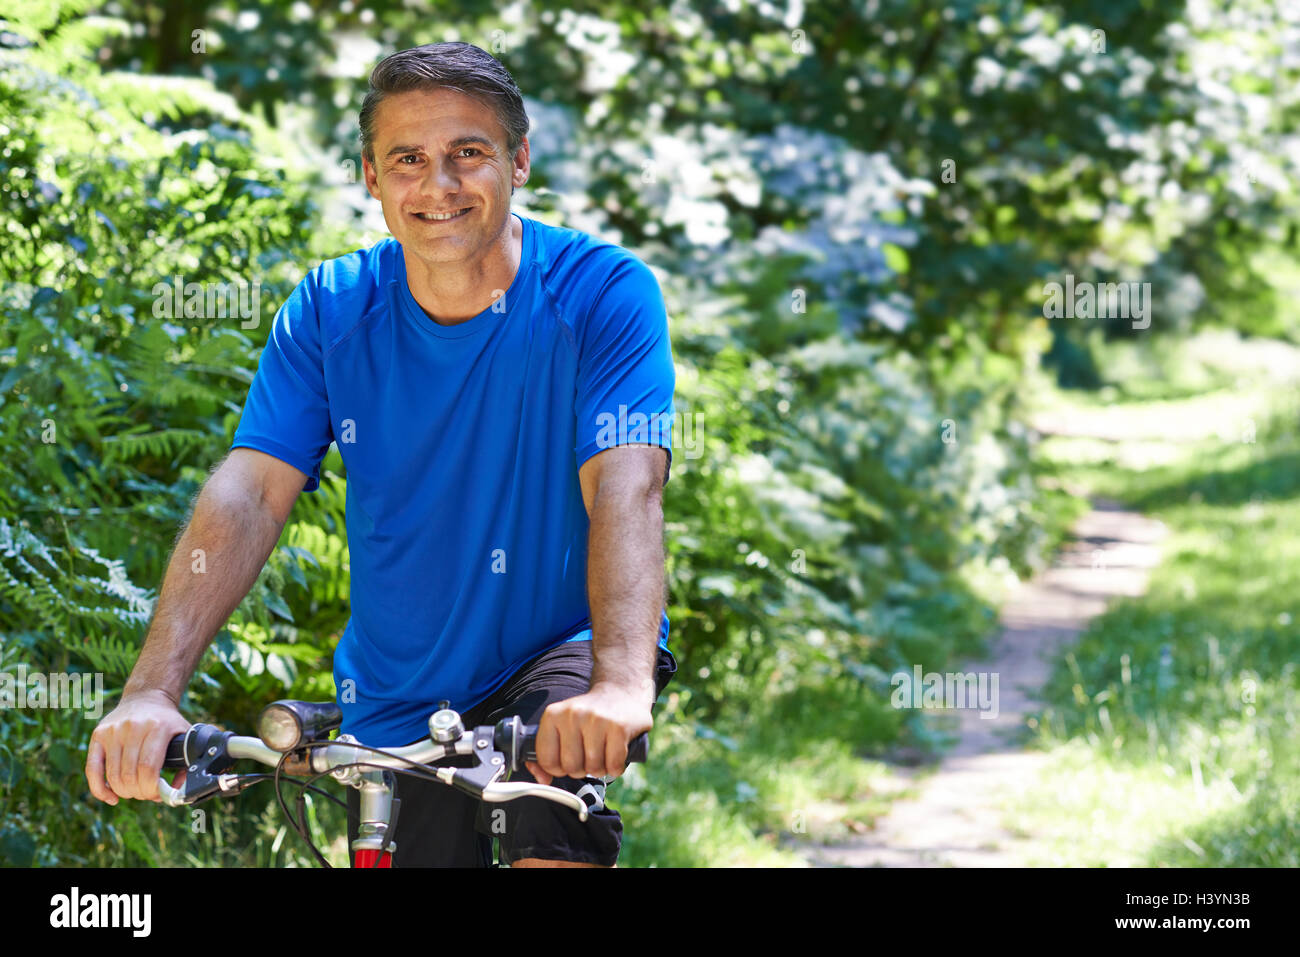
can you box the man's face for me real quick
[362,88,529,265]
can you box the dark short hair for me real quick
[359,42,530,165]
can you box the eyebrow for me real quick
[384,136,496,159]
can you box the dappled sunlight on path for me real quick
[800,501,1167,867]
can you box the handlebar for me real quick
[157,706,650,818]
[160,724,649,773]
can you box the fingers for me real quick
[604,736,628,780]
[103,730,124,802]
[534,703,592,779]
[140,728,173,803]
[532,695,651,781]
[531,710,562,785]
[583,731,607,779]
[557,711,589,779]
[118,729,143,799]
[84,738,118,806]
[87,696,189,803]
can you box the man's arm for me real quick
[85,448,308,804]
[527,444,667,785]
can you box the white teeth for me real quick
[417,208,468,221]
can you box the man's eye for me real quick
[457,148,480,158]
[399,155,420,164]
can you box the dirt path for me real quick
[801,499,1168,867]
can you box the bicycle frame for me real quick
[352,770,397,867]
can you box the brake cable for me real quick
[270,739,454,868]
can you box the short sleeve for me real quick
[230,273,334,492]
[574,255,676,484]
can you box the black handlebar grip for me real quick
[163,733,188,769]
[518,726,649,767]
[626,731,649,764]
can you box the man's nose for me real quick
[420,155,460,194]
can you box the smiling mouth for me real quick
[413,207,472,222]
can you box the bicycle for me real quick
[155,698,649,867]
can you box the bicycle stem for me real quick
[352,770,397,857]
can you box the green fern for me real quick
[0,0,331,872]
[73,634,140,683]
[101,428,211,466]
[1,0,101,39]
[0,518,153,640]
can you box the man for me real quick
[84,42,678,868]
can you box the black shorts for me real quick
[345,640,677,867]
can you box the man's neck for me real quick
[403,213,521,326]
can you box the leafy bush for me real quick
[0,0,347,865]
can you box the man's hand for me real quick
[526,682,654,785]
[82,449,303,807]
[85,689,191,805]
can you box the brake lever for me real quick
[157,772,241,806]
[158,776,187,807]
[430,726,509,799]
[481,781,590,822]
[430,725,588,822]
[156,724,239,806]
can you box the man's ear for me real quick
[513,136,530,191]
[362,154,381,200]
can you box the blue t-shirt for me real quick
[230,212,675,744]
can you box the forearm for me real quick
[122,474,286,704]
[585,485,665,706]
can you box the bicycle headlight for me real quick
[258,699,344,752]
[258,703,305,752]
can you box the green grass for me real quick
[618,330,1300,867]
[616,675,906,866]
[1007,337,1300,867]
